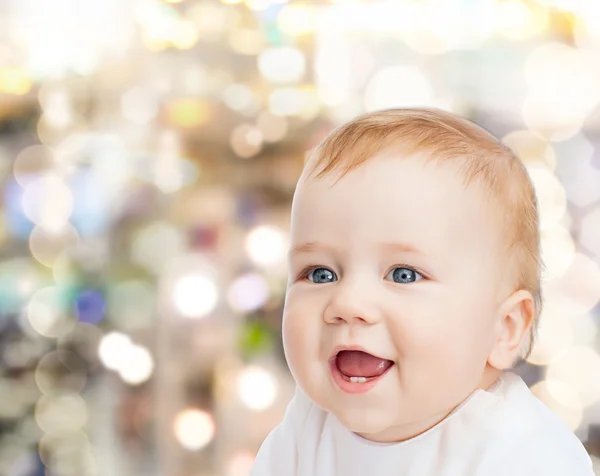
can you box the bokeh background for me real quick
[1,0,600,474]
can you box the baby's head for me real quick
[282,108,543,442]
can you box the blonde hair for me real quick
[306,108,543,360]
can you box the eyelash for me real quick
[297,264,426,282]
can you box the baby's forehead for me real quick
[300,151,491,206]
[292,156,505,259]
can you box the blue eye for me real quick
[386,267,423,284]
[307,267,337,284]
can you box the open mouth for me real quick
[329,349,394,394]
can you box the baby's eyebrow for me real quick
[380,242,425,255]
[288,241,331,257]
[288,241,426,257]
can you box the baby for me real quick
[250,108,594,475]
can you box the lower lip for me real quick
[328,357,393,395]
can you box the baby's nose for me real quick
[323,281,381,325]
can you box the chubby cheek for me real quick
[390,299,494,387]
[281,293,323,381]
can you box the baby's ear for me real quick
[487,289,536,370]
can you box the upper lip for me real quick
[329,345,394,362]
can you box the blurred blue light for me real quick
[74,289,106,324]
[69,169,110,237]
[3,177,35,240]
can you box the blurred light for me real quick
[98,332,132,371]
[179,64,208,96]
[0,67,32,95]
[14,0,132,76]
[121,86,159,124]
[0,378,29,419]
[119,344,154,385]
[229,29,265,55]
[546,346,600,408]
[38,85,74,129]
[29,224,80,268]
[174,409,215,450]
[245,225,287,267]
[317,2,414,34]
[574,4,600,48]
[214,356,244,402]
[495,1,548,41]
[14,146,56,187]
[237,365,278,411]
[268,88,304,116]
[525,165,566,230]
[74,289,106,324]
[296,85,321,121]
[400,0,495,54]
[539,226,575,280]
[4,178,35,239]
[186,1,234,40]
[0,259,44,316]
[223,84,259,114]
[52,242,108,285]
[580,207,600,259]
[154,131,185,193]
[522,97,584,143]
[173,274,218,318]
[106,281,156,330]
[523,43,600,141]
[36,115,85,149]
[21,174,74,233]
[258,47,306,84]
[531,379,583,430]
[173,20,199,49]
[315,36,351,108]
[166,99,211,128]
[131,221,186,275]
[571,313,598,347]
[227,450,255,476]
[244,0,286,11]
[27,286,75,339]
[35,393,88,433]
[38,431,91,468]
[230,124,263,158]
[544,253,600,315]
[222,0,243,4]
[228,273,270,312]
[501,130,556,169]
[278,3,317,36]
[526,307,573,366]
[4,341,36,369]
[402,29,449,56]
[55,133,133,205]
[553,134,599,208]
[533,0,589,13]
[18,416,43,445]
[57,323,104,370]
[256,112,288,142]
[364,66,436,112]
[10,451,37,475]
[35,351,87,395]
[139,3,189,51]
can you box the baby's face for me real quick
[283,151,510,442]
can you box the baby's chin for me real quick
[329,404,399,440]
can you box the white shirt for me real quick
[250,371,594,476]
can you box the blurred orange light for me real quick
[0,68,32,95]
[166,99,211,128]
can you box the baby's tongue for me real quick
[336,350,393,378]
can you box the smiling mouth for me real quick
[329,350,395,391]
